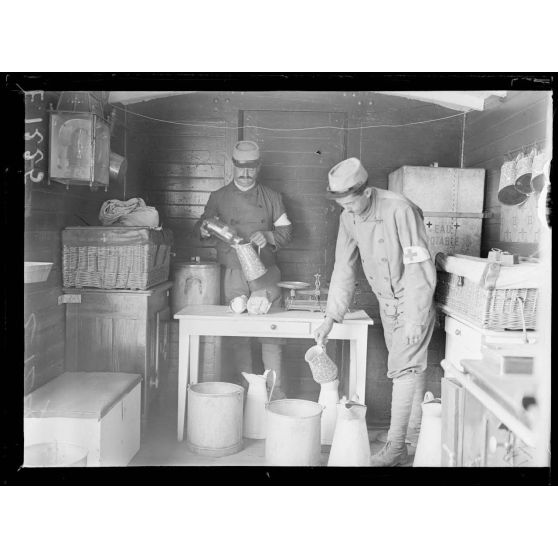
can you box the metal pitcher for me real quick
[233,242,267,281]
[202,217,243,244]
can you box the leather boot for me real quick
[405,372,427,454]
[369,441,409,467]
[262,343,286,400]
[370,374,415,466]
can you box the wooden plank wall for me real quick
[463,90,552,257]
[126,91,463,421]
[24,92,140,395]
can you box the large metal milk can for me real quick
[171,258,220,314]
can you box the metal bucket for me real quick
[265,399,323,466]
[233,243,267,282]
[24,442,88,467]
[186,382,244,457]
[304,344,338,383]
[109,151,127,184]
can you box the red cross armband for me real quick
[403,245,431,265]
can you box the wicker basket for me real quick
[435,270,538,330]
[62,227,173,290]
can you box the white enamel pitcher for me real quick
[242,369,276,439]
[413,392,442,467]
[328,396,371,466]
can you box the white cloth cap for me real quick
[232,140,260,167]
[327,157,369,198]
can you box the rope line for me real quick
[113,103,472,132]
[17,84,473,132]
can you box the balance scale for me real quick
[277,274,328,312]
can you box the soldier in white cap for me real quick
[314,157,437,466]
[196,140,292,399]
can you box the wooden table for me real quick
[174,305,373,441]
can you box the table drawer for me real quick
[233,320,311,336]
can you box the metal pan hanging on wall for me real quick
[497,155,528,206]
[109,151,127,184]
[514,149,536,194]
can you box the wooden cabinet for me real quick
[441,377,464,466]
[441,311,538,467]
[63,281,172,420]
[442,377,534,467]
[443,314,536,373]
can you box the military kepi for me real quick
[232,140,260,168]
[327,157,369,198]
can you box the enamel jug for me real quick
[304,344,338,384]
[413,392,442,467]
[317,379,340,445]
[242,369,276,439]
[328,396,371,466]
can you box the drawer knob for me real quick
[455,329,461,336]
[270,324,277,330]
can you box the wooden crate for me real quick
[24,372,142,467]
[388,166,486,257]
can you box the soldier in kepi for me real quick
[314,157,437,466]
[195,140,292,400]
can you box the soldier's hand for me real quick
[405,323,424,345]
[250,231,267,248]
[200,222,211,239]
[314,316,334,346]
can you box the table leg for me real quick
[177,329,190,442]
[189,335,200,385]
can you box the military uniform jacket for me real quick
[326,187,436,327]
[197,182,292,270]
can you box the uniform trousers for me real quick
[379,298,436,446]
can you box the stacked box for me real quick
[388,166,486,257]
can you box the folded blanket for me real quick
[118,206,159,227]
[435,253,541,289]
[99,198,146,226]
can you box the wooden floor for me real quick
[130,395,414,467]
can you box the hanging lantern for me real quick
[48,91,110,190]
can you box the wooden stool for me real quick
[24,372,142,467]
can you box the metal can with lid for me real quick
[171,258,221,314]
